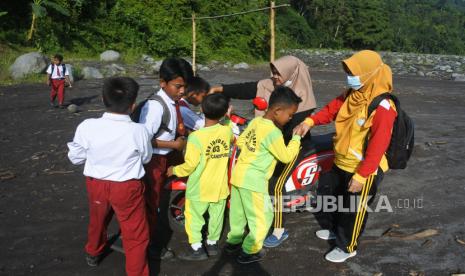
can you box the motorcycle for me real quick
[161,98,335,232]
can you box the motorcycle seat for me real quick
[300,132,334,156]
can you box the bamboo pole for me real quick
[192,13,197,76]
[270,1,275,62]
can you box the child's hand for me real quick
[293,122,312,137]
[209,86,223,94]
[166,166,174,177]
[226,105,234,117]
[47,79,51,86]
[174,136,186,151]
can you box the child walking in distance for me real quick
[179,76,210,132]
[46,54,72,108]
[138,58,191,258]
[167,93,232,260]
[294,50,397,263]
[226,86,304,264]
[67,77,152,276]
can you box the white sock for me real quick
[206,240,217,245]
[273,228,285,239]
[191,242,202,250]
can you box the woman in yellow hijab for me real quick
[295,50,397,262]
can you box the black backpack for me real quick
[367,93,414,169]
[130,94,172,139]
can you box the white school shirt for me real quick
[67,113,153,181]
[46,64,69,80]
[139,89,177,155]
[179,98,204,131]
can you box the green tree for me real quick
[27,0,69,41]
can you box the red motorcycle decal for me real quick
[285,151,334,192]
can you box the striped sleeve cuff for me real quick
[352,172,367,184]
[304,118,315,127]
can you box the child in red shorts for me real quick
[46,54,72,108]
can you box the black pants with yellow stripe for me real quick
[318,165,384,253]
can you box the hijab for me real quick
[255,55,316,116]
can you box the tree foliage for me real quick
[0,0,464,60]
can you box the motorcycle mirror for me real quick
[253,97,268,111]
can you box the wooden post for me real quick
[270,1,275,62]
[192,13,197,75]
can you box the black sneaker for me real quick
[205,243,219,256]
[224,242,242,254]
[178,247,208,261]
[86,254,100,267]
[237,250,266,264]
[149,246,175,260]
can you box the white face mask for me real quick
[284,80,292,87]
[347,75,362,90]
[346,63,384,90]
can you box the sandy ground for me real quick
[1,68,465,276]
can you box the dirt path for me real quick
[0,69,464,275]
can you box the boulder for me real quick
[233,62,249,70]
[451,73,465,82]
[65,64,74,83]
[100,50,120,62]
[103,63,126,77]
[82,67,103,79]
[141,54,154,63]
[9,52,49,79]
[67,104,79,113]
[151,60,163,73]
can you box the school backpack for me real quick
[49,64,66,77]
[367,93,414,169]
[130,94,172,139]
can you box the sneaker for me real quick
[205,243,219,256]
[263,230,289,248]
[49,101,57,108]
[224,242,242,254]
[178,246,208,261]
[237,250,265,264]
[315,229,336,240]
[85,254,100,267]
[58,104,65,109]
[325,247,357,263]
[149,246,175,260]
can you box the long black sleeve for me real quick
[222,81,258,100]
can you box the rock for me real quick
[82,67,103,79]
[199,66,211,72]
[425,71,436,77]
[64,64,74,83]
[233,62,249,70]
[103,64,126,77]
[417,71,425,77]
[394,58,404,64]
[100,50,120,62]
[9,52,49,79]
[141,54,154,63]
[151,60,163,73]
[67,104,79,113]
[451,73,465,82]
[437,65,451,71]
